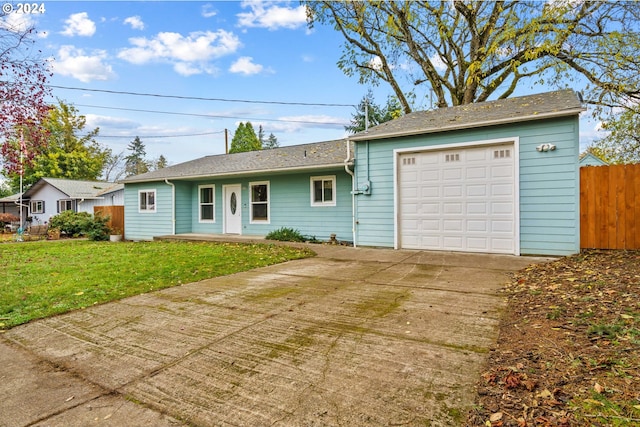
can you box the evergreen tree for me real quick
[258,125,265,146]
[229,122,262,153]
[124,137,150,177]
[345,91,401,134]
[153,155,168,170]
[264,133,279,149]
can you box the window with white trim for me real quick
[58,199,73,213]
[199,185,215,222]
[30,200,44,214]
[139,190,156,213]
[250,181,269,223]
[310,175,336,206]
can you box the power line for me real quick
[76,103,349,126]
[50,84,355,108]
[92,130,225,139]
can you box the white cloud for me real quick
[61,12,96,37]
[174,62,219,77]
[270,114,349,133]
[124,15,144,30]
[429,53,448,72]
[237,1,307,30]
[85,114,139,130]
[118,30,241,75]
[0,12,34,32]
[52,45,115,82]
[229,56,268,75]
[368,56,383,71]
[201,4,217,18]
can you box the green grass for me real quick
[0,240,314,329]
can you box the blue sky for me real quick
[4,1,600,167]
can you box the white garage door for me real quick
[398,143,517,254]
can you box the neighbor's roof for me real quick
[0,193,23,203]
[350,90,586,141]
[122,139,351,183]
[23,178,121,199]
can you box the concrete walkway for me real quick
[0,243,548,426]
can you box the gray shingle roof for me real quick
[23,178,118,199]
[349,90,585,141]
[122,139,351,183]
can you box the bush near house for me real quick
[48,211,110,241]
[266,227,308,242]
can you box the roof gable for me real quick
[122,139,351,183]
[350,90,585,141]
[23,178,119,199]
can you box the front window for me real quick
[199,185,215,222]
[311,176,336,206]
[250,181,269,223]
[58,199,73,213]
[139,190,156,213]
[30,200,44,214]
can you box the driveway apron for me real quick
[0,245,547,426]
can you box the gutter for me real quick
[122,163,348,184]
[343,139,357,248]
[165,179,176,235]
[349,107,586,142]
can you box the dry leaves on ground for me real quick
[467,250,640,427]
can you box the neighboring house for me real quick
[0,193,26,218]
[22,178,124,224]
[122,90,585,256]
[579,152,608,167]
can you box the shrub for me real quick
[48,211,110,241]
[265,227,307,242]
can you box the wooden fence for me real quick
[94,205,125,235]
[580,164,640,250]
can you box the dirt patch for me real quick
[467,250,640,426]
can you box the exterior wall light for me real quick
[536,144,556,152]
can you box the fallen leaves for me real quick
[467,250,640,426]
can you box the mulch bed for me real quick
[466,250,640,426]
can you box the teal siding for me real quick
[125,168,354,243]
[124,182,174,240]
[354,116,580,256]
[242,170,353,242]
[174,181,192,234]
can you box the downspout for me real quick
[344,139,357,247]
[165,179,176,235]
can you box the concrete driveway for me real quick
[0,244,546,426]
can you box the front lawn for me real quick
[0,240,314,329]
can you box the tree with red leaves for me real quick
[0,14,51,177]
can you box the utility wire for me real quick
[76,103,349,126]
[92,130,225,139]
[50,84,355,108]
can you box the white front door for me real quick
[223,184,242,234]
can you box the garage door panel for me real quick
[491,183,514,196]
[466,238,489,251]
[467,203,487,214]
[467,220,487,232]
[467,184,487,197]
[466,167,488,179]
[443,168,463,180]
[443,236,464,249]
[421,219,441,232]
[443,203,462,214]
[443,220,463,232]
[491,202,513,214]
[421,186,439,198]
[399,144,516,254]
